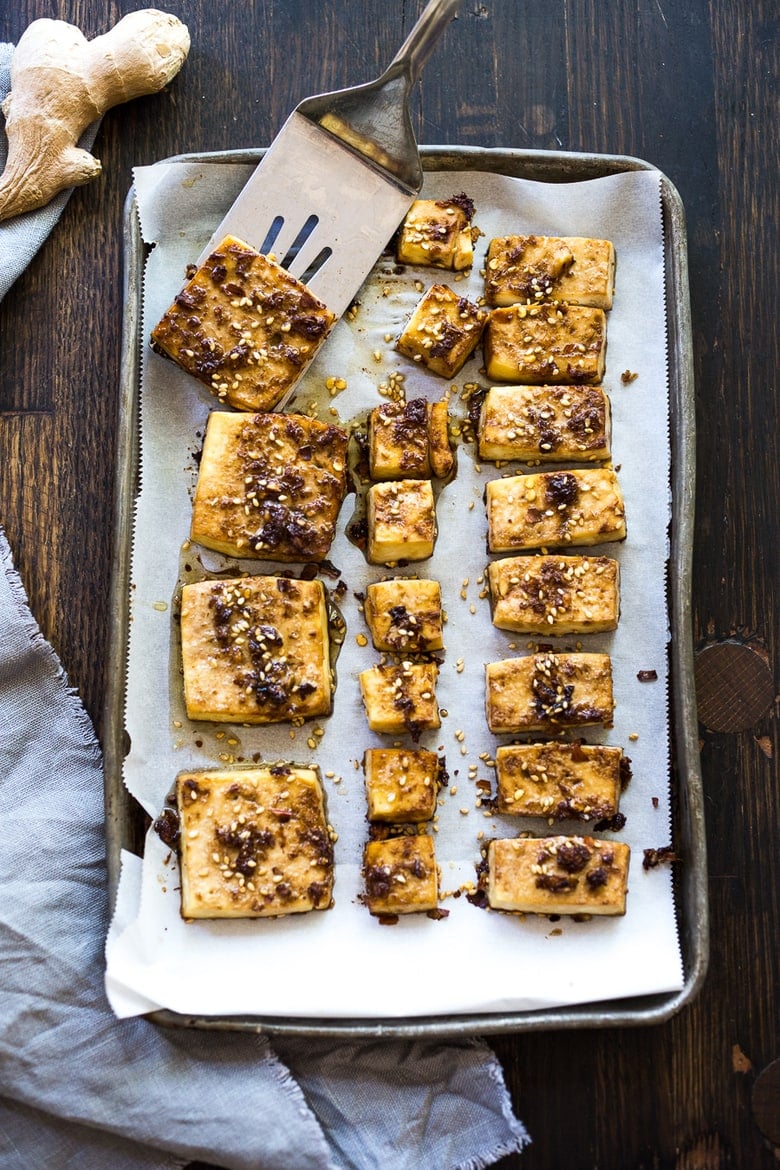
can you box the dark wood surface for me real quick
[1,2,777,1167]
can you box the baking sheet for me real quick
[103,149,704,1030]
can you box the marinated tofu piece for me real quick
[366,479,437,564]
[363,747,442,822]
[150,236,335,412]
[180,575,332,724]
[484,235,616,310]
[477,384,611,463]
[368,396,453,480]
[363,834,439,915]
[190,410,348,562]
[486,835,630,916]
[484,302,606,385]
[359,661,440,738]
[397,283,487,378]
[176,765,334,918]
[487,555,620,635]
[485,652,614,734]
[364,578,443,652]
[494,742,629,821]
[485,467,626,553]
[396,195,476,271]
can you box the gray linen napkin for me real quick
[0,37,529,1167]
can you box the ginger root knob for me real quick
[0,9,190,222]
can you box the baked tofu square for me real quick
[363,835,439,916]
[484,303,606,385]
[180,575,332,724]
[396,195,476,271]
[150,235,335,412]
[487,555,620,635]
[477,384,611,463]
[363,747,442,822]
[191,411,348,562]
[369,397,453,480]
[359,662,440,738]
[495,742,629,821]
[486,835,630,916]
[176,765,333,919]
[484,235,616,310]
[485,468,626,553]
[367,479,437,564]
[396,284,488,378]
[364,578,443,652]
[485,651,614,733]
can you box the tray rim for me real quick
[104,144,708,1037]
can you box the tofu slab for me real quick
[484,235,616,309]
[397,283,488,378]
[177,765,333,919]
[363,834,439,915]
[495,742,629,821]
[363,747,441,822]
[150,235,335,412]
[478,383,611,463]
[485,467,626,552]
[359,662,440,738]
[484,302,606,385]
[486,835,630,916]
[191,410,348,562]
[396,196,476,271]
[485,651,614,733]
[366,479,437,564]
[487,554,620,635]
[180,575,332,724]
[368,397,453,480]
[364,578,443,652]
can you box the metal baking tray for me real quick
[104,146,707,1037]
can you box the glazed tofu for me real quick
[150,236,335,412]
[485,468,626,553]
[484,235,616,310]
[486,835,630,916]
[396,195,476,271]
[487,555,620,635]
[485,652,614,733]
[363,834,439,915]
[369,397,453,480]
[366,479,437,564]
[363,747,442,822]
[176,765,333,918]
[359,662,440,738]
[484,303,606,385]
[364,578,443,652]
[397,284,487,378]
[494,742,629,821]
[180,575,332,724]
[477,384,611,463]
[190,411,348,562]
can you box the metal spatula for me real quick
[197,0,461,318]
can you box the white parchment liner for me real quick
[105,160,684,1019]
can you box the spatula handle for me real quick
[389,0,462,85]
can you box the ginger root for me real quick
[0,10,190,222]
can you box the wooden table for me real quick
[1,2,777,1166]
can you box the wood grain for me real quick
[0,1,776,1167]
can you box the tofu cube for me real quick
[364,578,443,652]
[180,575,332,724]
[363,747,442,822]
[486,835,630,916]
[359,662,440,738]
[485,467,627,553]
[487,555,620,635]
[484,303,606,385]
[485,652,614,733]
[495,742,629,821]
[150,236,335,412]
[484,235,616,310]
[363,835,439,915]
[176,765,333,918]
[477,384,611,463]
[191,411,348,562]
[397,284,487,378]
[396,196,476,270]
[366,479,437,564]
[368,397,453,480]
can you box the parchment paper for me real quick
[105,158,684,1020]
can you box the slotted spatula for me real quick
[197,0,462,318]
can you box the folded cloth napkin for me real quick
[0,38,530,1166]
